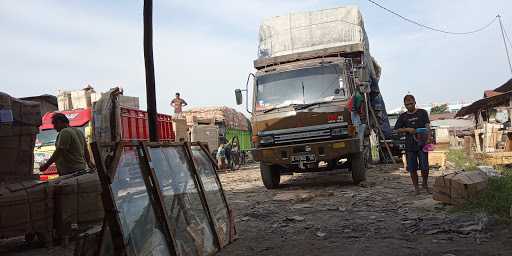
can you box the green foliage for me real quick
[447,149,478,171]
[430,104,449,114]
[462,174,512,220]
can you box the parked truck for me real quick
[235,6,391,188]
[35,107,175,180]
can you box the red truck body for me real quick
[38,107,175,180]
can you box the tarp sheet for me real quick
[258,6,366,58]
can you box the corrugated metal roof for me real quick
[456,90,512,117]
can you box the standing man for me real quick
[39,113,95,176]
[394,95,431,195]
[171,92,188,117]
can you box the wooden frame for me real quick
[92,140,234,256]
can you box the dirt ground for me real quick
[2,163,511,256]
[218,164,512,256]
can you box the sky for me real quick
[1,0,512,114]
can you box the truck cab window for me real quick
[255,64,345,111]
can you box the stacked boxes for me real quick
[0,181,54,243]
[191,125,220,152]
[53,173,104,237]
[0,92,41,181]
[57,91,73,111]
[173,118,189,142]
[58,87,140,111]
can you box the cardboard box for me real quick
[433,170,489,205]
[53,173,104,237]
[0,130,37,179]
[173,118,189,142]
[0,181,54,242]
[0,92,41,126]
[71,90,92,109]
[57,91,73,110]
[191,125,220,152]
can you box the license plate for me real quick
[332,142,346,149]
[291,153,316,163]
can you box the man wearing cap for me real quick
[39,113,95,176]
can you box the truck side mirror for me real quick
[235,89,243,105]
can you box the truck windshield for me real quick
[36,125,87,146]
[256,64,345,111]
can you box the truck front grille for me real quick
[274,129,332,144]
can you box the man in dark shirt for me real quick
[394,95,431,195]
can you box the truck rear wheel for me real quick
[260,163,280,189]
[350,152,366,184]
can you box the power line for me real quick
[502,22,512,54]
[367,0,498,35]
[498,15,512,75]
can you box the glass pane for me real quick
[191,146,230,247]
[147,146,217,256]
[111,146,171,256]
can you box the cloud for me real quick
[1,0,512,114]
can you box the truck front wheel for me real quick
[260,163,280,189]
[350,152,366,184]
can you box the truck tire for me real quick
[260,163,280,189]
[350,152,366,184]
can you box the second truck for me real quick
[236,6,391,189]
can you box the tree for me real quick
[430,104,449,114]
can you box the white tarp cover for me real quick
[258,6,368,58]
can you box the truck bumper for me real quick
[253,138,360,166]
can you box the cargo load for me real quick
[0,181,54,243]
[57,86,140,111]
[173,118,189,142]
[258,6,367,58]
[53,172,104,237]
[0,92,41,181]
[183,106,250,131]
[0,92,41,126]
[191,125,220,152]
[433,170,489,205]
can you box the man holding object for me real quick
[39,113,95,176]
[394,95,431,195]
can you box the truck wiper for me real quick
[294,101,329,110]
[263,107,280,113]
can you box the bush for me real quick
[463,173,512,220]
[447,149,478,170]
[431,104,449,114]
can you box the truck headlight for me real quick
[260,136,274,144]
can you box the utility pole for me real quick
[144,0,159,142]
[498,15,512,75]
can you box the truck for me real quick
[235,6,391,189]
[34,107,175,180]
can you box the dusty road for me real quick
[218,164,512,256]
[1,164,511,256]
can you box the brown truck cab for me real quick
[236,54,371,189]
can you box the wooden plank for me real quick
[253,44,364,69]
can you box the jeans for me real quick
[351,112,366,150]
